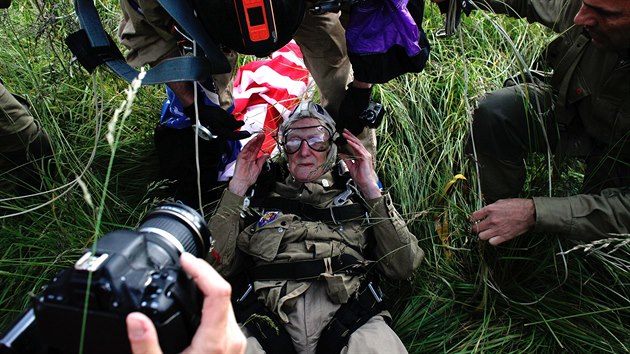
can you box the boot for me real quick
[0,127,53,195]
[475,152,526,204]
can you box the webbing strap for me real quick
[249,254,369,281]
[156,0,230,73]
[71,0,228,84]
[316,280,385,354]
[250,197,368,224]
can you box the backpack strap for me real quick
[67,0,229,84]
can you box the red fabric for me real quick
[232,41,312,156]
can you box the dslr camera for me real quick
[0,202,212,354]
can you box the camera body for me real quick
[360,102,385,128]
[1,203,211,354]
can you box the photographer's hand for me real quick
[126,253,246,354]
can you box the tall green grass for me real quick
[0,2,628,353]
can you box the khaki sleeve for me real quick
[533,188,630,241]
[118,0,180,67]
[208,189,249,277]
[475,0,581,32]
[364,192,424,279]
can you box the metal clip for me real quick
[367,281,383,303]
[333,179,354,206]
[236,283,253,303]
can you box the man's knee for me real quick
[342,315,407,354]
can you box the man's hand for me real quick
[471,198,536,246]
[126,253,246,354]
[339,129,381,200]
[183,104,250,141]
[228,133,270,196]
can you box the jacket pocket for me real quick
[237,212,294,262]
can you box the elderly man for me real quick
[456,0,630,245]
[208,101,423,353]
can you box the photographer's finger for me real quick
[127,312,163,354]
[180,253,228,294]
[180,254,244,353]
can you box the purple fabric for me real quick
[345,0,421,57]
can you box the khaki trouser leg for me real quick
[342,315,408,354]
[0,82,39,153]
[212,49,238,110]
[242,281,406,354]
[293,10,352,118]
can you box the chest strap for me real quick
[248,197,368,225]
[249,254,370,281]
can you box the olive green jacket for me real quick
[209,172,424,322]
[481,0,630,241]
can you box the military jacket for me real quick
[209,172,424,322]
[483,0,630,240]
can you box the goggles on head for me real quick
[287,101,332,122]
[282,125,332,154]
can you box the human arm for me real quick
[471,198,536,246]
[533,188,630,241]
[208,134,269,276]
[338,129,381,199]
[365,192,425,279]
[126,252,246,354]
[432,0,581,32]
[228,133,270,196]
[472,188,630,246]
[339,130,423,278]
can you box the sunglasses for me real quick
[282,125,332,154]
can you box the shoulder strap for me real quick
[68,0,229,84]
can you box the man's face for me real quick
[574,0,630,53]
[283,118,332,183]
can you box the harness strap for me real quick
[249,254,369,281]
[69,0,228,84]
[230,272,297,353]
[316,279,386,354]
[248,197,368,225]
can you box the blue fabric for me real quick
[158,81,242,179]
[159,81,234,129]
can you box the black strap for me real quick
[249,254,369,281]
[316,279,386,354]
[69,0,228,84]
[229,272,297,354]
[249,197,368,224]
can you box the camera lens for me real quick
[138,202,211,259]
